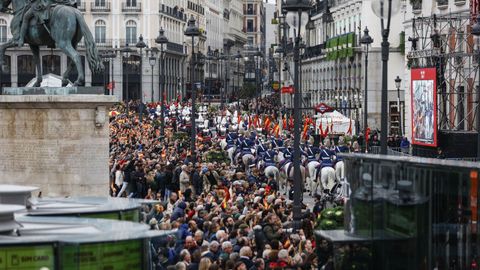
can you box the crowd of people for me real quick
[108,97,332,270]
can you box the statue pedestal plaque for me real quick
[0,92,118,197]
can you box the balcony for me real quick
[159,4,186,22]
[166,42,185,54]
[90,2,111,12]
[122,2,141,12]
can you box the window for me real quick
[95,0,105,6]
[247,36,254,45]
[0,19,7,43]
[126,0,137,6]
[95,20,106,44]
[247,4,254,15]
[125,20,137,45]
[247,19,254,32]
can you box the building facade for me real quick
[279,0,405,133]
[0,0,215,102]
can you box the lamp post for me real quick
[234,50,242,112]
[148,51,157,103]
[370,0,400,154]
[218,51,226,109]
[185,15,201,164]
[394,75,402,137]
[254,48,263,115]
[135,35,147,102]
[107,50,117,96]
[360,27,373,152]
[122,44,135,112]
[283,0,311,231]
[470,16,480,158]
[155,27,168,137]
[207,47,213,106]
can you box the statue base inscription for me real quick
[0,94,118,197]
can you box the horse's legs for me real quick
[0,40,15,81]
[57,42,84,86]
[29,45,42,87]
[62,57,75,87]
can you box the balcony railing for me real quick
[166,42,185,54]
[159,4,187,21]
[90,2,111,12]
[122,2,141,12]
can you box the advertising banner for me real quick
[411,68,437,147]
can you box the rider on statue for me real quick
[16,0,77,47]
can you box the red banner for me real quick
[281,86,294,94]
[411,68,438,147]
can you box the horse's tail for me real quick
[75,11,103,74]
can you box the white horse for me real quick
[258,159,280,182]
[335,159,345,182]
[241,153,255,173]
[276,151,306,193]
[305,160,321,195]
[309,166,336,196]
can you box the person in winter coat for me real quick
[179,165,191,193]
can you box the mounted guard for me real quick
[0,0,103,86]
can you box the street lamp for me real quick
[148,51,157,103]
[370,0,401,154]
[360,27,373,152]
[121,44,135,112]
[283,0,311,232]
[135,35,147,102]
[470,16,480,158]
[218,51,226,109]
[184,15,201,164]
[155,27,169,137]
[206,47,214,106]
[254,48,263,115]
[394,75,402,137]
[234,50,242,112]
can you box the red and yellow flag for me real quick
[273,123,280,138]
[264,117,271,133]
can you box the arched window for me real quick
[125,20,137,45]
[94,20,106,44]
[0,19,7,43]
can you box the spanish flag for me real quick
[282,117,287,130]
[264,117,271,133]
[273,123,280,138]
[254,115,259,128]
[302,121,309,140]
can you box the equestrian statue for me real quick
[0,0,103,86]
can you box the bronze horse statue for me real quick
[0,0,103,86]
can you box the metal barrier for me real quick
[368,146,412,156]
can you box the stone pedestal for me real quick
[0,94,117,197]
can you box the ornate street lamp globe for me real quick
[135,35,147,49]
[360,27,373,45]
[184,15,200,37]
[472,16,480,37]
[395,76,402,89]
[155,27,169,45]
